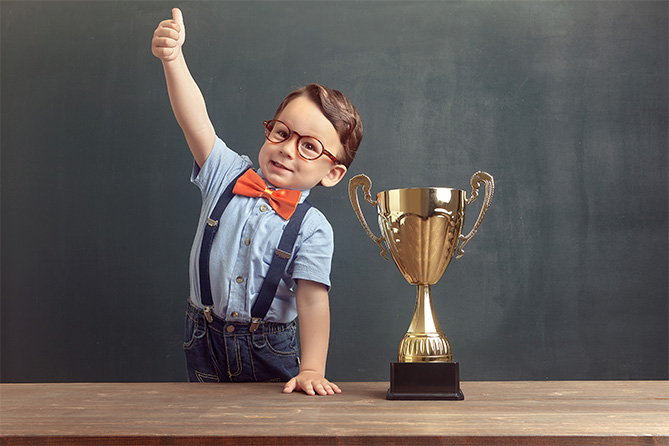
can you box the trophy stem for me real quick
[398,284,452,363]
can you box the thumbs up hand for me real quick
[152,8,186,61]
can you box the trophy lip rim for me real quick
[379,186,464,194]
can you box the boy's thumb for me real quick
[172,8,184,27]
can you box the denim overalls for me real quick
[184,168,310,383]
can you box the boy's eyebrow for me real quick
[280,119,324,140]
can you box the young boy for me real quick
[152,8,362,396]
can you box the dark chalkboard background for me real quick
[2,1,667,382]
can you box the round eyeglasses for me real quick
[264,120,341,164]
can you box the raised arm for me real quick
[152,8,215,167]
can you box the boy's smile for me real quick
[258,96,347,191]
[268,159,290,171]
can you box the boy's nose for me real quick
[278,138,297,158]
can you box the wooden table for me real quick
[1,381,667,445]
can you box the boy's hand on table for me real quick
[152,8,186,61]
[284,371,342,396]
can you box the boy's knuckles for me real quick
[157,48,173,58]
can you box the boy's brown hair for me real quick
[273,84,363,168]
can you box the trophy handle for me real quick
[348,174,389,260]
[456,171,494,259]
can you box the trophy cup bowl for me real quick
[349,172,494,400]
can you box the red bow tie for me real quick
[232,169,302,220]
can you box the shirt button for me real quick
[244,238,251,246]
[259,205,268,212]
[230,312,239,318]
[226,325,235,333]
[236,276,244,283]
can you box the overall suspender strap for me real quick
[199,167,251,318]
[250,201,312,332]
[198,166,311,328]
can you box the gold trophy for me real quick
[349,172,494,400]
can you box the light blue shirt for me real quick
[188,137,334,323]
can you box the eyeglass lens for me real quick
[265,120,324,160]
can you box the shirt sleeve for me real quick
[289,208,334,290]
[191,136,252,198]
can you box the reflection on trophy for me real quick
[349,172,494,400]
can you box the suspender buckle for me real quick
[204,306,214,323]
[274,248,291,259]
[249,318,262,333]
[206,217,219,227]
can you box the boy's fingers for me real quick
[297,379,315,396]
[153,37,176,49]
[284,376,341,396]
[172,8,184,28]
[283,378,297,393]
[163,36,178,47]
[318,382,338,395]
[314,383,328,396]
[158,19,179,33]
[155,26,179,40]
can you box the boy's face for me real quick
[258,96,347,191]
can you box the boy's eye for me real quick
[271,124,290,140]
[298,138,322,157]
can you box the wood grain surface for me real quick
[1,381,667,445]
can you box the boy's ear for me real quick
[320,164,348,188]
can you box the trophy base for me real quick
[386,361,464,400]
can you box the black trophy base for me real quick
[387,361,464,400]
